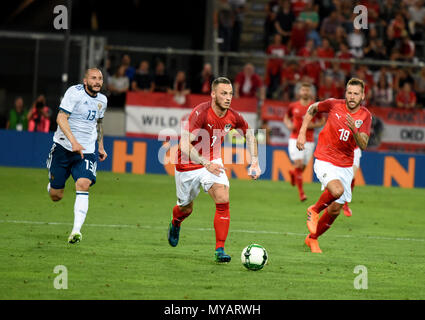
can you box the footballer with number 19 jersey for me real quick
[296,78,372,253]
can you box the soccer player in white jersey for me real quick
[46,68,108,243]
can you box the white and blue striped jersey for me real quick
[53,84,107,154]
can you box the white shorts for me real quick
[175,158,229,207]
[288,138,315,165]
[353,148,362,168]
[314,159,354,204]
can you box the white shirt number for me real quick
[338,129,350,141]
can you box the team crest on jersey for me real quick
[355,120,363,128]
[224,124,232,132]
[98,103,102,110]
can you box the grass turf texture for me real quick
[0,166,424,300]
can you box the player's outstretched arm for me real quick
[57,110,85,158]
[297,102,319,150]
[180,130,224,176]
[97,118,107,161]
[246,129,261,180]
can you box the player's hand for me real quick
[71,141,85,159]
[98,148,108,162]
[296,134,306,151]
[205,162,225,177]
[248,162,261,180]
[346,114,356,132]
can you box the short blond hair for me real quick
[346,78,365,91]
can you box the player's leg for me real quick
[288,138,306,201]
[208,183,231,262]
[344,148,361,217]
[68,154,97,244]
[46,143,71,202]
[168,169,201,247]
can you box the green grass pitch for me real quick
[0,166,424,300]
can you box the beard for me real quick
[346,99,362,110]
[86,83,101,94]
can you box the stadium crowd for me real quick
[5,0,425,133]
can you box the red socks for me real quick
[312,189,338,213]
[214,202,230,249]
[294,167,304,195]
[310,209,337,239]
[172,205,192,227]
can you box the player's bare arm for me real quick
[56,110,85,158]
[297,102,319,150]
[245,129,261,180]
[97,118,107,161]
[283,113,293,130]
[346,114,369,150]
[180,130,224,176]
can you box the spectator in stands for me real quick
[373,75,394,107]
[216,0,234,52]
[131,60,152,92]
[121,54,136,83]
[407,0,425,40]
[234,63,265,101]
[320,10,342,44]
[305,19,322,48]
[360,0,380,29]
[107,65,130,108]
[288,18,307,53]
[297,38,315,67]
[316,37,334,70]
[347,27,366,58]
[265,33,287,99]
[298,1,319,30]
[151,61,171,93]
[28,95,50,133]
[324,62,346,98]
[291,0,310,17]
[394,68,415,90]
[391,33,416,62]
[281,61,302,101]
[6,96,28,131]
[171,71,191,105]
[194,62,215,95]
[414,67,425,108]
[274,0,296,45]
[364,38,387,71]
[301,48,321,87]
[396,82,417,108]
[386,12,408,50]
[229,0,246,51]
[318,74,339,100]
[335,42,353,76]
[264,0,280,49]
[373,66,394,89]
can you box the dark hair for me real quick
[212,77,232,90]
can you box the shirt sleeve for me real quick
[99,97,108,119]
[317,98,335,113]
[59,86,81,114]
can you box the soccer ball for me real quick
[241,244,268,271]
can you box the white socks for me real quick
[72,191,89,234]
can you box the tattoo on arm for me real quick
[307,102,319,117]
[97,118,104,143]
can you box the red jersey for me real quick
[287,100,320,142]
[175,101,249,172]
[314,99,372,167]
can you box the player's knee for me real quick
[331,188,344,199]
[50,193,63,202]
[180,206,193,215]
[76,179,91,191]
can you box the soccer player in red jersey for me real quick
[297,78,372,253]
[168,77,261,262]
[283,82,325,201]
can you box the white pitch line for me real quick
[0,219,424,243]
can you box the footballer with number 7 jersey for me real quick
[296,78,372,253]
[46,68,108,244]
[168,77,261,263]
